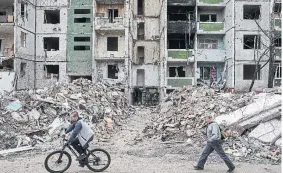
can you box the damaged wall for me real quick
[35,62,67,88]
[0,71,15,93]
[132,65,159,86]
[133,42,160,64]
[0,32,14,57]
[167,63,195,77]
[96,33,125,58]
[96,61,126,85]
[96,4,125,17]
[14,0,36,90]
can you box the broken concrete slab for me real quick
[11,112,28,123]
[275,138,281,146]
[6,101,22,111]
[29,109,41,120]
[0,146,34,156]
[215,94,281,126]
[248,119,281,144]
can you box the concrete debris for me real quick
[0,78,134,150]
[142,86,282,163]
[248,119,281,144]
[275,138,281,146]
[0,146,34,156]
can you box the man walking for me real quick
[194,113,235,173]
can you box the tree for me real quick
[243,4,281,92]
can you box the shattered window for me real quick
[200,14,217,22]
[74,9,91,14]
[44,10,60,24]
[107,37,118,51]
[200,67,211,80]
[198,39,218,49]
[108,65,119,79]
[243,35,261,49]
[275,37,281,47]
[44,65,59,79]
[108,9,118,23]
[274,3,281,13]
[44,37,59,51]
[74,46,90,50]
[74,37,90,42]
[138,0,144,15]
[243,64,261,80]
[137,23,145,40]
[169,67,185,77]
[243,5,261,19]
[21,2,25,17]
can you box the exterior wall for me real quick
[96,33,125,58]
[133,41,160,64]
[0,71,15,93]
[132,65,160,86]
[96,61,127,85]
[67,1,93,76]
[198,9,225,22]
[35,61,67,88]
[234,61,269,90]
[14,0,36,90]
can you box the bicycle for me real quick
[44,137,111,173]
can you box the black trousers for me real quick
[71,138,85,155]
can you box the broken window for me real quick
[74,9,91,14]
[243,5,261,19]
[138,0,144,15]
[108,65,119,79]
[168,34,194,49]
[108,9,118,23]
[169,67,185,77]
[168,6,195,21]
[200,67,211,80]
[20,62,26,77]
[200,14,217,22]
[21,2,25,17]
[74,46,90,50]
[274,3,281,13]
[243,64,261,80]
[137,69,145,86]
[74,37,90,42]
[243,35,261,49]
[0,11,6,16]
[21,32,27,47]
[44,37,59,51]
[74,18,90,23]
[137,46,144,64]
[44,65,59,79]
[198,39,218,49]
[44,10,60,24]
[107,37,118,51]
[275,37,281,47]
[137,23,145,40]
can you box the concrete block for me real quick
[249,119,281,144]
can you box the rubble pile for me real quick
[142,86,281,163]
[143,86,252,140]
[0,78,133,151]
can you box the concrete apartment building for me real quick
[0,0,281,104]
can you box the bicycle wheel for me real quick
[86,148,111,172]
[44,150,72,173]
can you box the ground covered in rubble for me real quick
[0,108,281,173]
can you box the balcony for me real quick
[275,19,281,31]
[167,49,194,62]
[196,49,226,62]
[96,0,124,4]
[94,56,125,61]
[0,15,13,24]
[167,77,195,88]
[275,48,281,60]
[168,21,196,34]
[168,0,196,6]
[94,17,125,31]
[197,22,225,34]
[197,0,226,6]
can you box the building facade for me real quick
[0,0,281,104]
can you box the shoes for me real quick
[193,166,204,170]
[227,167,235,173]
[77,153,86,161]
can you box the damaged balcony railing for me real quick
[197,22,225,34]
[167,49,194,62]
[95,17,124,30]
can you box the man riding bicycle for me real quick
[64,111,94,167]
